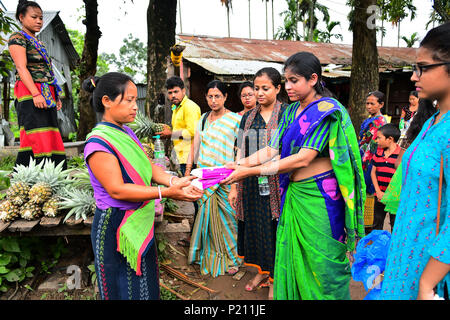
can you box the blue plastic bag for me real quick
[351,230,391,293]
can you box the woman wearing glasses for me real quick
[238,81,257,115]
[188,80,243,277]
[380,22,450,300]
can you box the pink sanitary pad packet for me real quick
[190,166,233,190]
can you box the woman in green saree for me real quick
[224,52,365,300]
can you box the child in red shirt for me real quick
[371,124,401,232]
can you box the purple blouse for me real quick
[84,125,144,211]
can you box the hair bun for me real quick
[82,76,100,93]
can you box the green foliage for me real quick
[0,10,19,78]
[276,0,340,43]
[0,237,67,293]
[160,286,178,300]
[0,156,15,171]
[67,154,85,169]
[102,34,147,83]
[401,32,420,47]
[155,233,169,263]
[67,29,110,112]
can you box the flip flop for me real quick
[227,266,239,275]
[177,239,190,247]
[245,275,269,292]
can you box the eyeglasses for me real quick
[241,93,255,99]
[206,95,224,100]
[411,62,450,77]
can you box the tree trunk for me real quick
[146,0,177,119]
[348,0,379,132]
[77,0,101,141]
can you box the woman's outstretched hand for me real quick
[167,176,203,202]
[222,162,253,185]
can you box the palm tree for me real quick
[382,0,417,47]
[276,0,331,42]
[220,0,232,37]
[401,32,420,47]
[314,20,343,43]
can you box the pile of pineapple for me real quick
[0,158,95,223]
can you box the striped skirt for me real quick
[14,81,66,167]
[188,185,242,277]
[91,207,160,300]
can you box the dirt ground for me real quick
[0,200,369,301]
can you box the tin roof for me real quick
[177,34,417,76]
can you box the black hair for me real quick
[238,81,253,98]
[81,72,135,113]
[254,67,282,88]
[378,123,400,142]
[420,22,450,73]
[409,91,419,98]
[206,79,227,96]
[165,76,185,90]
[404,98,436,145]
[283,51,334,98]
[367,90,385,105]
[16,0,42,21]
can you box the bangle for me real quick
[169,176,176,186]
[157,186,162,200]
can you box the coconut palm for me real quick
[276,0,331,41]
[401,32,420,47]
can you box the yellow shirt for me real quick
[171,95,201,164]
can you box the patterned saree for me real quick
[188,112,243,277]
[270,98,365,300]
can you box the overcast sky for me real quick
[2,0,435,56]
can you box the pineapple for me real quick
[129,111,169,139]
[20,201,42,220]
[36,159,69,193]
[6,181,30,206]
[142,143,154,159]
[42,196,59,217]
[58,187,96,222]
[28,182,52,204]
[65,167,93,192]
[10,157,44,186]
[0,199,20,222]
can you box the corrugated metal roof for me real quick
[177,34,417,68]
[185,57,284,75]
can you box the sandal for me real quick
[227,266,239,275]
[177,239,190,247]
[245,274,269,292]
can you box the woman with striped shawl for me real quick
[83,73,202,300]
[187,80,243,277]
[224,52,366,300]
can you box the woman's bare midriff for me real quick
[290,157,333,182]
